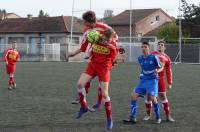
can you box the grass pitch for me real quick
[0,62,199,132]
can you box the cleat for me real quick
[87,106,95,112]
[76,108,88,119]
[8,86,12,90]
[143,115,151,121]
[71,98,79,104]
[155,118,162,124]
[106,119,113,130]
[92,103,101,109]
[166,116,175,122]
[123,117,137,124]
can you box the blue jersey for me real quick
[138,54,161,80]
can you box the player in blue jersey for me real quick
[123,42,163,124]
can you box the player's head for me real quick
[82,11,96,28]
[12,41,17,49]
[157,41,166,53]
[141,42,150,55]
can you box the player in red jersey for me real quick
[4,42,20,90]
[143,41,175,122]
[68,11,118,130]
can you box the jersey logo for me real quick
[8,53,17,60]
[92,44,110,55]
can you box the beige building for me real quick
[0,13,21,20]
[105,8,173,37]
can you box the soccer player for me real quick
[68,11,118,130]
[4,41,20,90]
[143,41,175,122]
[123,42,163,124]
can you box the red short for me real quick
[84,62,111,82]
[158,77,166,92]
[6,64,16,74]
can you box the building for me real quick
[105,8,173,37]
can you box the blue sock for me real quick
[130,100,137,118]
[153,103,160,119]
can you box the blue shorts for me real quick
[133,79,158,97]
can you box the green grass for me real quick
[0,62,199,132]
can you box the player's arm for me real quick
[154,56,164,73]
[3,50,9,64]
[68,49,82,57]
[68,31,89,58]
[165,58,173,88]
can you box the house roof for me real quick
[0,16,83,34]
[106,8,167,26]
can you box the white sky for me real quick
[0,0,199,18]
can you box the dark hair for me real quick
[158,40,165,45]
[142,41,150,47]
[82,11,96,23]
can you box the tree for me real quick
[181,0,200,25]
[38,10,49,17]
[180,0,200,37]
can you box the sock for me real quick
[104,96,112,120]
[162,100,170,117]
[78,88,87,108]
[85,82,90,94]
[8,74,14,85]
[145,100,152,116]
[153,103,160,119]
[97,87,103,104]
[130,100,137,118]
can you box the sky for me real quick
[0,0,199,18]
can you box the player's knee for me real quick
[159,93,166,101]
[77,82,84,89]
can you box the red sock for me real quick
[105,101,112,119]
[85,82,90,94]
[162,101,170,117]
[145,101,152,116]
[97,87,102,104]
[78,89,87,108]
[8,77,13,85]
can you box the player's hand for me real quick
[6,61,8,65]
[168,85,172,89]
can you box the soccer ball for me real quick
[87,30,100,44]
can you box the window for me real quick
[8,37,25,44]
[156,16,160,21]
[50,37,66,44]
[0,37,5,44]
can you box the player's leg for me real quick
[6,64,15,90]
[146,79,161,124]
[71,81,91,104]
[123,81,145,124]
[147,95,161,124]
[158,78,175,122]
[92,84,103,109]
[100,81,113,130]
[143,97,152,121]
[159,92,175,122]
[76,73,93,119]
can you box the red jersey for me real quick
[151,51,172,85]
[80,22,118,67]
[4,48,20,65]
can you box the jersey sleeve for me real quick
[165,57,172,85]
[80,31,89,52]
